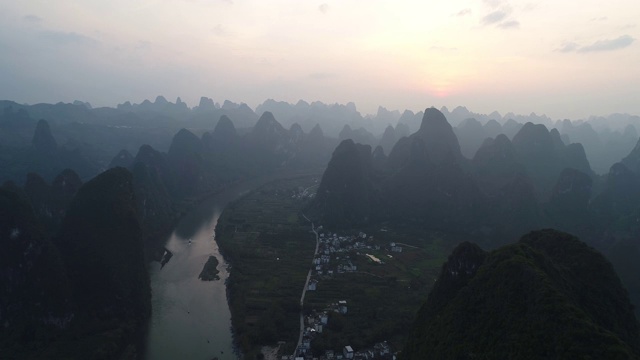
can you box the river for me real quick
[145,171,319,360]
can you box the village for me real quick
[216,178,440,359]
[285,226,404,360]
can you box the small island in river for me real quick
[199,256,220,281]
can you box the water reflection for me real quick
[146,171,317,360]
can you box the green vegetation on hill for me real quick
[402,229,640,360]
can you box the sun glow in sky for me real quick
[1,0,639,119]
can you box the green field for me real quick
[216,176,319,357]
[215,175,450,358]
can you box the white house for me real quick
[308,280,317,291]
[338,300,348,314]
[343,345,354,359]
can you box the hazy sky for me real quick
[1,0,638,119]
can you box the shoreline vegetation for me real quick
[199,256,221,281]
[215,176,320,358]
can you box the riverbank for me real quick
[215,175,320,358]
[145,170,322,360]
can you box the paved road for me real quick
[295,214,320,354]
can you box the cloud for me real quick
[498,20,520,29]
[482,10,507,25]
[578,35,635,52]
[23,15,43,23]
[483,0,504,8]
[558,42,579,53]
[318,3,329,14]
[558,35,635,53]
[38,31,99,46]
[455,9,471,17]
[480,3,519,30]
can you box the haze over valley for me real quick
[1,1,640,359]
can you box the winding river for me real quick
[145,171,317,360]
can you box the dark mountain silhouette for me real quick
[549,168,592,211]
[27,120,61,180]
[244,111,296,168]
[387,108,465,170]
[454,118,486,159]
[0,105,35,131]
[442,105,473,127]
[483,119,502,139]
[544,168,595,238]
[395,122,411,138]
[312,108,487,229]
[403,229,640,359]
[608,239,640,318]
[511,122,594,198]
[621,138,640,174]
[1,167,150,358]
[256,99,365,137]
[22,120,99,182]
[0,188,74,357]
[556,119,640,175]
[296,123,334,167]
[549,127,564,146]
[289,123,305,150]
[22,169,82,234]
[204,115,239,153]
[397,109,423,133]
[471,134,526,195]
[501,118,523,139]
[374,106,401,128]
[108,149,134,169]
[132,161,175,260]
[413,107,464,165]
[248,112,291,152]
[338,124,377,147]
[32,119,58,154]
[54,167,150,322]
[196,96,217,112]
[487,174,544,242]
[310,139,375,227]
[512,122,559,175]
[167,128,206,196]
[133,144,170,181]
[383,134,484,228]
[561,143,593,175]
[23,172,50,215]
[591,163,640,228]
[378,125,398,154]
[372,145,387,170]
